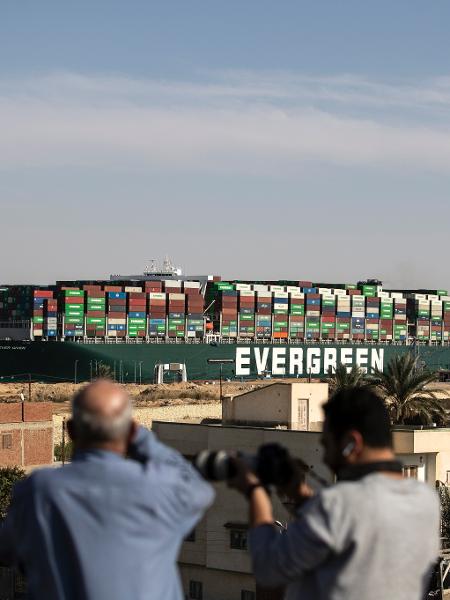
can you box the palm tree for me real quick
[371,353,447,426]
[328,363,370,394]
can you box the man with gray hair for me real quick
[0,380,214,600]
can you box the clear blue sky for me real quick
[1,1,450,286]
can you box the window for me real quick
[402,465,418,480]
[2,434,12,450]
[189,580,203,600]
[230,529,248,550]
[185,528,196,542]
[241,591,255,600]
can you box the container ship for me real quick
[1,261,450,382]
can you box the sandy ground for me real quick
[1,379,449,447]
[52,403,222,445]
[0,380,266,446]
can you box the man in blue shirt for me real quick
[0,380,214,600]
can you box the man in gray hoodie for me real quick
[232,387,440,600]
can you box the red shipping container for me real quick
[108,312,127,319]
[104,286,123,292]
[65,296,85,304]
[34,290,54,298]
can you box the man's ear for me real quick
[342,430,364,458]
[66,419,75,442]
[128,419,138,443]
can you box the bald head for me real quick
[70,380,133,450]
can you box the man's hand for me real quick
[227,456,261,497]
[276,460,315,508]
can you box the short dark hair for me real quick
[323,387,392,448]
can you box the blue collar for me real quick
[72,448,125,463]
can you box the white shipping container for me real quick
[289,292,304,300]
[149,293,166,300]
[168,293,185,300]
[432,301,443,308]
[427,295,439,301]
[235,284,252,291]
[163,280,181,287]
[333,289,347,297]
[286,286,301,293]
[321,294,335,301]
[390,293,404,299]
[352,311,365,317]
[318,288,332,295]
[269,286,285,293]
[125,287,143,293]
[239,290,255,298]
[109,319,127,325]
[274,303,289,311]
[183,281,201,289]
[252,285,269,292]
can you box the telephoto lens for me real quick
[194,443,295,485]
[194,450,237,481]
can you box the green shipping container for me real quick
[66,310,84,317]
[66,317,83,324]
[65,290,84,297]
[33,316,44,324]
[65,304,84,311]
[86,318,106,325]
[322,300,336,307]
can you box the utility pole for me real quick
[62,418,66,466]
[74,360,79,384]
[139,361,143,385]
[28,373,32,401]
[207,359,235,404]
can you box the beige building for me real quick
[153,382,450,600]
[222,382,328,431]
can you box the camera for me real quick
[194,443,296,487]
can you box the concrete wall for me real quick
[222,384,291,427]
[154,421,450,600]
[180,564,256,600]
[154,421,331,600]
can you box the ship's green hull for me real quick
[1,341,450,383]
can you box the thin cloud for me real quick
[1,71,450,174]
